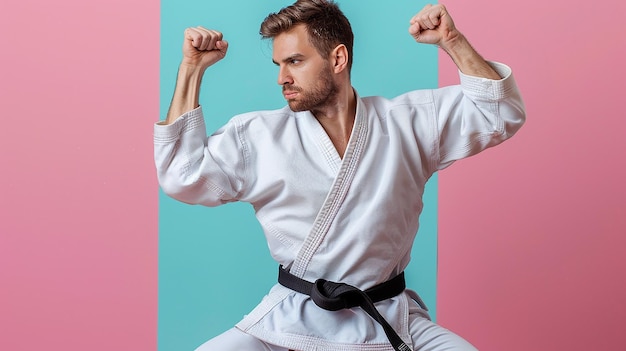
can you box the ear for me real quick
[331,44,349,74]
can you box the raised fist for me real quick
[408,4,459,48]
[182,26,229,69]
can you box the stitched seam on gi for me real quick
[291,99,369,277]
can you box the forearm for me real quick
[441,34,502,80]
[164,64,206,125]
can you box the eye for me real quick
[289,59,301,65]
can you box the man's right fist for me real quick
[182,26,229,69]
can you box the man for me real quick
[154,1,525,350]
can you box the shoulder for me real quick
[360,90,437,123]
[362,90,435,110]
[228,105,299,131]
[224,105,310,146]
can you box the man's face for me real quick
[272,24,338,112]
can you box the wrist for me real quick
[178,61,207,78]
[439,32,467,58]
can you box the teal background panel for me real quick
[159,1,438,350]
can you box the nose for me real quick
[277,66,293,86]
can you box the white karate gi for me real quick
[154,62,526,351]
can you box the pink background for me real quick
[1,0,625,350]
[0,0,159,349]
[438,0,626,349]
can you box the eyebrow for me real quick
[272,53,305,66]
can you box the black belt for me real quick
[278,265,412,351]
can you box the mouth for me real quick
[283,91,298,100]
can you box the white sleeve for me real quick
[434,62,526,170]
[153,106,246,206]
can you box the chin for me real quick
[288,101,306,112]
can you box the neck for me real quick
[312,84,356,158]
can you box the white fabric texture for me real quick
[154,62,525,351]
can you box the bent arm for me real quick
[408,4,525,169]
[155,27,239,205]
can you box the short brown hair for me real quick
[260,0,354,72]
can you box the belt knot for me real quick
[278,265,412,351]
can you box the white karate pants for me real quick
[194,303,478,351]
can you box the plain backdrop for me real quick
[1,0,624,350]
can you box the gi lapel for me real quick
[290,97,368,277]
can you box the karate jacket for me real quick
[154,62,526,351]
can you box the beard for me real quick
[283,65,338,112]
